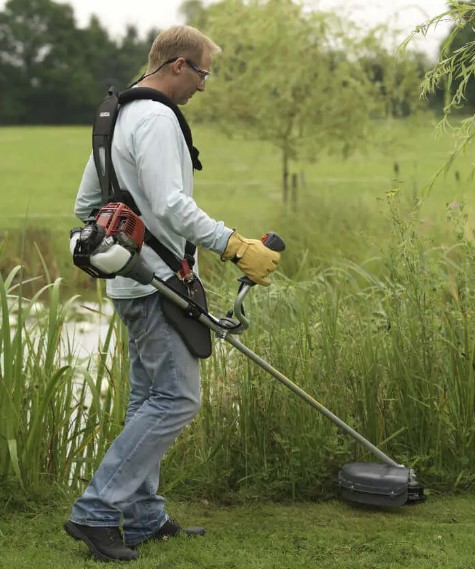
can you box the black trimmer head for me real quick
[338,462,426,507]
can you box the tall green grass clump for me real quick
[0,267,129,493]
[159,193,475,499]
[3,191,475,502]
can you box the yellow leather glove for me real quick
[221,231,280,286]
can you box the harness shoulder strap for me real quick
[92,90,141,212]
[118,87,202,170]
[92,90,120,206]
[91,87,197,273]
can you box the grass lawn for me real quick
[1,494,474,568]
[1,116,472,291]
[0,116,472,234]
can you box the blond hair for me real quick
[147,25,221,72]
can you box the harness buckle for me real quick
[178,258,194,284]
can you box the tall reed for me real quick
[0,267,129,492]
[160,196,475,498]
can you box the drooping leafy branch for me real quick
[402,2,475,180]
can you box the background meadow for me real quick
[1,117,472,285]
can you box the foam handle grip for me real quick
[238,232,286,286]
[261,232,286,252]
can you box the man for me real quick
[65,25,280,562]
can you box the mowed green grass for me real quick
[0,116,472,237]
[1,494,475,569]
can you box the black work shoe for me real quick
[156,518,206,539]
[64,520,138,562]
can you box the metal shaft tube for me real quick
[149,275,399,468]
[224,334,400,467]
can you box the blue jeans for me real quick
[70,291,201,546]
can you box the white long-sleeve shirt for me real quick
[75,99,233,299]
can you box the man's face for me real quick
[176,49,212,105]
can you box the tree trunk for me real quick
[282,148,289,204]
[291,173,298,211]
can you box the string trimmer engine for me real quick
[70,202,147,280]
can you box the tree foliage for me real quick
[179,0,209,28]
[406,1,475,113]
[187,0,425,200]
[405,1,475,167]
[0,0,156,124]
[406,1,475,114]
[360,26,428,118]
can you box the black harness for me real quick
[92,87,201,274]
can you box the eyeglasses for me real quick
[143,57,211,84]
[185,60,211,82]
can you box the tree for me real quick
[179,0,208,28]
[0,0,105,123]
[407,2,475,114]
[360,26,428,119]
[113,24,162,88]
[402,1,475,115]
[405,2,475,158]
[436,2,475,113]
[0,0,72,122]
[0,0,159,124]
[187,0,383,202]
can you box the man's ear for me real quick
[173,57,186,75]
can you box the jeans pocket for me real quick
[112,294,152,341]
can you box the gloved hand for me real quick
[221,231,280,286]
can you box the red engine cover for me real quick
[95,202,145,252]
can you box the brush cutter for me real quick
[71,203,426,508]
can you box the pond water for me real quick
[62,300,116,359]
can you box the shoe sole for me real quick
[64,521,137,562]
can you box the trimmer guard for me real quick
[338,462,412,507]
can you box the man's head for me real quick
[142,25,221,105]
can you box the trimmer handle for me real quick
[225,232,285,333]
[220,231,285,334]
[261,231,286,253]
[238,231,286,287]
